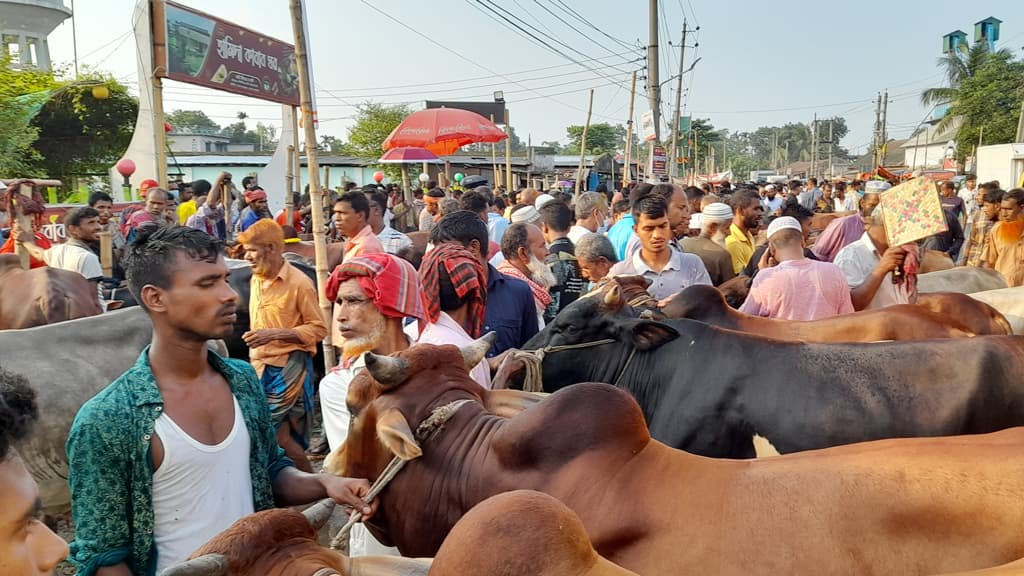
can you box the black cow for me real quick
[522,287,1024,459]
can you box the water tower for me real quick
[0,0,71,70]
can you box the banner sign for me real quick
[650,145,667,175]
[640,111,656,142]
[158,1,299,105]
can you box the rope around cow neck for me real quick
[511,339,639,393]
[328,398,474,550]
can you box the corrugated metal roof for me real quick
[168,154,369,166]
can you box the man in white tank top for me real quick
[66,226,376,576]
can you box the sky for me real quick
[42,0,1024,159]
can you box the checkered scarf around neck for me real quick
[496,260,553,309]
[419,242,488,338]
[326,252,428,323]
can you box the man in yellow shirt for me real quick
[238,219,327,472]
[724,189,764,274]
[176,181,200,225]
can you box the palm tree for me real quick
[921,42,1013,133]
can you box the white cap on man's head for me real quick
[863,180,892,194]
[701,202,733,223]
[766,216,803,239]
[511,205,541,224]
[689,213,703,229]
[764,184,775,191]
[534,193,556,209]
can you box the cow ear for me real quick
[376,408,423,461]
[485,389,548,418]
[628,319,679,351]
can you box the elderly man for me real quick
[510,204,541,226]
[833,206,911,310]
[237,187,271,233]
[609,192,711,300]
[981,187,1024,287]
[238,220,327,473]
[812,181,887,262]
[725,190,765,274]
[498,222,554,327]
[417,242,491,387]
[680,202,735,286]
[575,232,619,285]
[1,369,70,575]
[568,191,609,244]
[125,187,170,242]
[430,211,538,357]
[740,216,853,320]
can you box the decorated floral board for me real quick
[879,177,948,247]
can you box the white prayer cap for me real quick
[766,216,803,239]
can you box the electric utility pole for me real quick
[668,21,687,180]
[648,0,661,142]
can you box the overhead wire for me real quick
[550,0,636,50]
[530,0,640,67]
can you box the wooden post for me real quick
[99,231,113,277]
[151,0,169,188]
[291,0,335,370]
[490,114,498,184]
[222,180,233,243]
[285,144,295,224]
[623,71,637,189]
[444,160,451,186]
[505,109,513,192]
[576,89,594,197]
[324,166,330,191]
[292,107,302,199]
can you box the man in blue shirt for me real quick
[429,210,539,357]
[606,183,653,260]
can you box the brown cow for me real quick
[661,284,973,341]
[428,490,637,576]
[0,253,102,329]
[326,339,1024,575]
[159,500,431,576]
[915,292,1013,336]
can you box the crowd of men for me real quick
[1,167,1023,573]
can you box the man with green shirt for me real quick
[66,226,376,576]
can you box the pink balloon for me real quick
[373,171,385,183]
[164,121,173,133]
[115,158,136,178]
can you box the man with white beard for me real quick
[497,223,556,327]
[680,202,736,286]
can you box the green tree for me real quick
[342,102,412,180]
[0,57,61,176]
[30,74,138,196]
[563,123,624,155]
[165,109,220,133]
[320,134,343,153]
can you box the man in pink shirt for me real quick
[333,191,384,262]
[741,216,854,321]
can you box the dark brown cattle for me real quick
[0,253,102,329]
[327,340,1024,575]
[428,491,637,576]
[716,274,751,308]
[159,500,430,576]
[662,284,973,341]
[915,292,1012,336]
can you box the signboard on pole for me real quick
[650,144,667,175]
[640,110,656,142]
[157,1,300,105]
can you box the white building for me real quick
[0,0,70,70]
[167,130,256,154]
[901,117,961,170]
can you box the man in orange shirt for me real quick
[238,219,327,472]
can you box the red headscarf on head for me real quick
[326,252,428,323]
[245,188,267,203]
[419,242,488,338]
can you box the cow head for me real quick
[660,284,729,321]
[159,500,431,576]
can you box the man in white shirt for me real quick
[958,174,979,220]
[365,190,412,255]
[761,184,784,215]
[16,206,107,310]
[568,191,609,244]
[609,192,712,301]
[318,252,428,557]
[833,206,910,310]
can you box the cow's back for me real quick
[969,287,1024,335]
[1,307,152,510]
[0,264,102,329]
[918,267,1008,294]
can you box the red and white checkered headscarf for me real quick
[326,252,428,323]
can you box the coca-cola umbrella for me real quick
[378,147,441,209]
[382,108,507,155]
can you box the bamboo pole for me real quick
[285,144,295,224]
[504,109,512,192]
[151,0,168,188]
[99,231,113,277]
[623,71,637,189]
[290,0,335,370]
[576,89,595,197]
[292,108,302,199]
[490,114,498,185]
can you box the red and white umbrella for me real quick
[378,146,441,164]
[383,108,507,155]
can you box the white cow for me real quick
[918,267,1008,294]
[969,287,1024,335]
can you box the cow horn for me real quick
[364,352,410,389]
[157,554,229,576]
[302,498,336,529]
[604,284,622,308]
[461,332,497,369]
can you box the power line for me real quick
[531,0,640,67]
[550,0,636,50]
